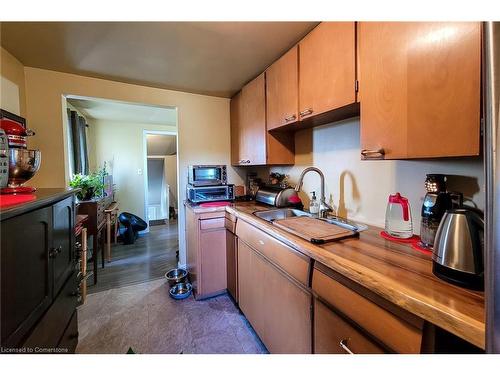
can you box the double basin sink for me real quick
[253,208,368,232]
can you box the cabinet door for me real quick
[299,22,356,120]
[230,91,243,166]
[226,230,238,302]
[266,46,299,130]
[314,299,385,354]
[240,73,267,165]
[262,253,312,354]
[1,207,53,347]
[238,239,311,353]
[52,196,75,296]
[237,240,267,341]
[186,208,199,292]
[358,22,481,159]
[199,227,227,297]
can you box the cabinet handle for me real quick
[339,338,354,354]
[239,159,251,165]
[299,108,313,117]
[361,148,385,160]
[284,114,297,122]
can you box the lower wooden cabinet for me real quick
[312,263,424,353]
[238,239,312,353]
[314,299,385,354]
[186,206,227,299]
[225,215,238,302]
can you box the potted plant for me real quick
[69,168,106,201]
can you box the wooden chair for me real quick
[104,202,120,262]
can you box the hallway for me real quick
[88,221,179,294]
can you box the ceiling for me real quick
[147,134,176,156]
[1,22,318,98]
[67,97,177,125]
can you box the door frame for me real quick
[142,130,178,233]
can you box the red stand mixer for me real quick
[0,110,41,194]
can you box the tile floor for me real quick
[76,279,268,354]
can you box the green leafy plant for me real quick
[69,167,107,201]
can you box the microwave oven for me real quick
[188,165,227,186]
[187,184,234,204]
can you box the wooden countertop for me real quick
[192,201,484,349]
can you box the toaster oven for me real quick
[187,184,234,204]
[188,165,227,186]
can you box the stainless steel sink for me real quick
[253,208,312,222]
[253,208,368,232]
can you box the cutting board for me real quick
[273,216,358,244]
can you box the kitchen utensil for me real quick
[0,129,9,188]
[384,192,413,239]
[0,149,41,193]
[255,185,301,207]
[272,216,358,244]
[165,268,188,287]
[169,282,192,300]
[0,118,35,149]
[420,174,463,249]
[432,208,484,290]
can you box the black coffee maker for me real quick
[420,174,462,249]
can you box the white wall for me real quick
[271,118,484,234]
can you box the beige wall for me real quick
[0,46,26,117]
[271,118,484,234]
[88,119,177,221]
[23,67,244,266]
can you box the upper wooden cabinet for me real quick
[239,73,267,165]
[358,22,481,159]
[230,73,294,166]
[299,22,357,120]
[229,91,242,166]
[266,46,299,130]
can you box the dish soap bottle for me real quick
[309,191,320,217]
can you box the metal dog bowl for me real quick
[165,268,188,287]
[169,282,192,300]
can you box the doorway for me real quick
[63,95,180,293]
[144,132,178,227]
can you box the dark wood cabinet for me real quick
[1,206,53,348]
[53,197,76,296]
[0,189,79,352]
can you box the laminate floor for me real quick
[76,278,268,354]
[88,221,179,294]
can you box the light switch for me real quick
[137,168,143,175]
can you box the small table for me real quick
[105,202,119,262]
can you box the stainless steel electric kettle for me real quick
[432,208,484,290]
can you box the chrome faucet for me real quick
[294,167,334,218]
